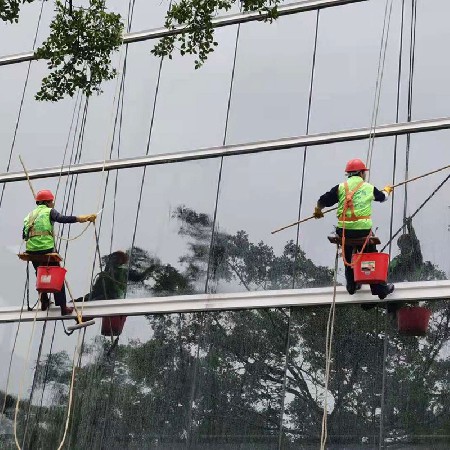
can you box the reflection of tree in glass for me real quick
[389,218,446,282]
[5,207,449,448]
[175,205,334,291]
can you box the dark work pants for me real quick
[336,228,389,296]
[28,249,67,307]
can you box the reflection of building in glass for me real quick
[0,1,449,449]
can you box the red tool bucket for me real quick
[36,266,67,293]
[397,307,431,336]
[353,252,389,284]
[101,316,127,337]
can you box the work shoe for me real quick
[41,297,50,311]
[378,284,395,300]
[346,283,362,295]
[60,306,74,316]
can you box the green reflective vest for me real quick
[23,205,54,252]
[337,176,374,230]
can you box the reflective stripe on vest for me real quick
[23,205,54,252]
[28,230,53,238]
[337,176,374,230]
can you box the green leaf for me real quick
[35,0,124,102]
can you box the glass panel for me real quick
[225,12,318,144]
[281,301,450,448]
[15,313,199,449]
[11,309,289,448]
[2,302,449,448]
[189,308,289,448]
[387,130,450,283]
[0,320,79,448]
[412,0,450,121]
[310,1,403,134]
[147,26,241,156]
[382,299,450,448]
[128,160,221,297]
[281,304,386,447]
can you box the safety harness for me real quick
[340,180,372,267]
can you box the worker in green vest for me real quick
[313,159,395,300]
[23,189,97,315]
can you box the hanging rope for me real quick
[204,20,241,295]
[56,5,137,447]
[184,15,242,447]
[55,92,83,202]
[366,0,395,176]
[388,0,406,257]
[276,14,322,446]
[91,0,136,297]
[403,0,418,225]
[126,1,172,293]
[292,10,320,289]
[380,2,406,442]
[59,98,90,257]
[319,245,340,450]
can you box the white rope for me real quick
[319,246,339,450]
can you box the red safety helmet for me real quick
[345,159,368,173]
[35,189,55,202]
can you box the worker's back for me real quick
[23,204,54,252]
[337,176,374,230]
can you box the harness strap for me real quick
[339,181,370,222]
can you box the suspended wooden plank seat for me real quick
[18,252,63,263]
[327,235,381,246]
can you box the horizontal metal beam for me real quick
[1,116,450,183]
[0,0,367,67]
[0,280,448,324]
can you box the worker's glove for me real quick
[313,206,324,219]
[383,185,393,195]
[77,214,97,223]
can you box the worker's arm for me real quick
[314,185,338,219]
[51,209,96,223]
[50,209,77,224]
[317,185,339,208]
[373,186,391,202]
